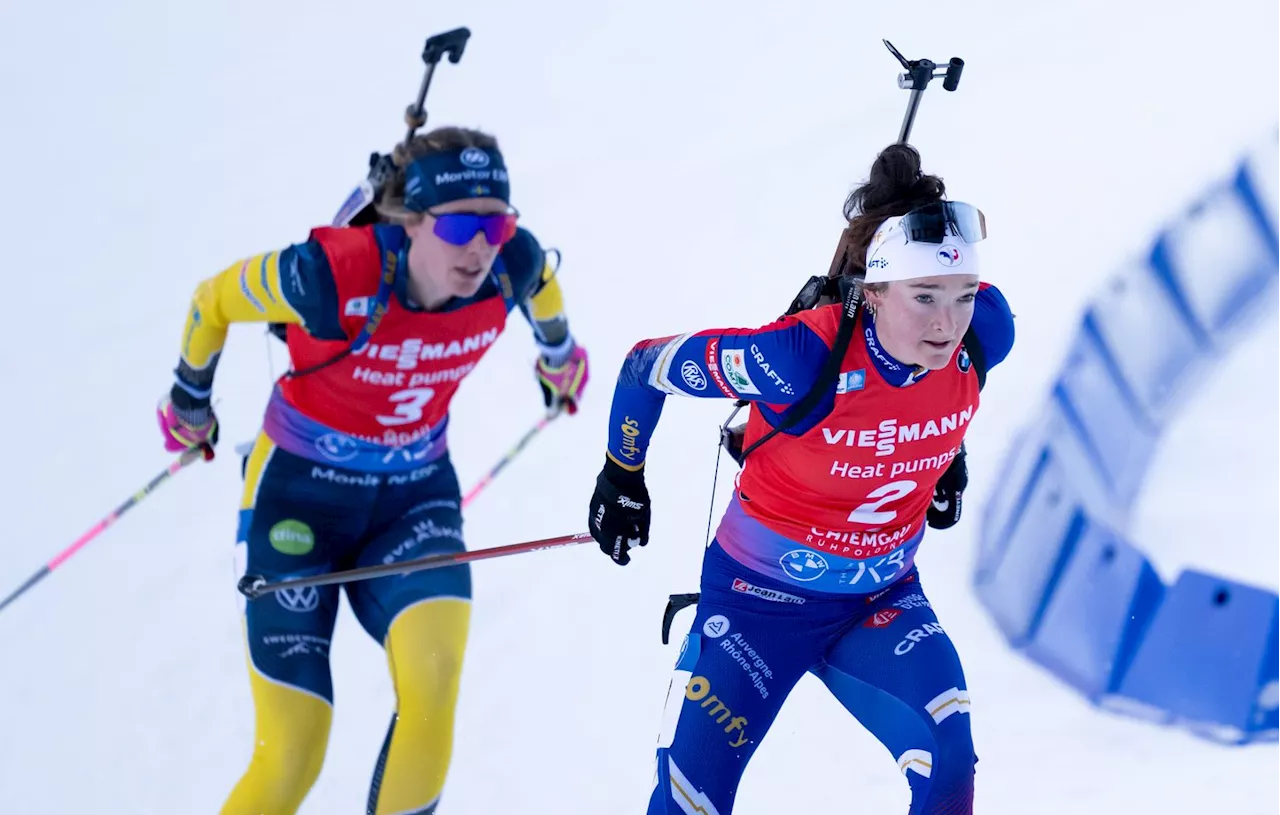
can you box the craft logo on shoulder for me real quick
[721,349,761,396]
[748,344,794,396]
[287,255,307,298]
[315,432,359,463]
[680,360,708,391]
[269,520,315,555]
[731,578,805,605]
[779,549,829,582]
[836,369,866,395]
[936,245,962,267]
[702,615,730,639]
[459,147,490,168]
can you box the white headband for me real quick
[863,215,982,284]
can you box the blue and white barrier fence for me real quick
[974,130,1279,746]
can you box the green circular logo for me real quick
[269,520,315,555]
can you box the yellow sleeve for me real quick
[528,267,566,323]
[179,251,303,370]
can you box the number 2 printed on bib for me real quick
[847,480,917,524]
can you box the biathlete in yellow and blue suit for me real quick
[156,126,591,815]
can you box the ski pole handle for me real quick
[238,531,593,600]
[661,593,702,645]
[0,444,213,615]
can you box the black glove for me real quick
[927,446,968,530]
[720,423,747,466]
[588,458,651,566]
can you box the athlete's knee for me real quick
[222,668,333,815]
[386,598,471,701]
[367,600,470,815]
[907,708,975,815]
[932,725,976,798]
[650,750,727,815]
[226,732,329,815]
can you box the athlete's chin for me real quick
[917,341,957,370]
[448,267,488,298]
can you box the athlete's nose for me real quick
[932,306,958,338]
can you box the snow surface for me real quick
[1,1,1276,813]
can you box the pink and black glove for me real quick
[157,384,219,453]
[536,341,589,416]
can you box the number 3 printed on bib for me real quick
[847,480,917,524]
[378,386,435,427]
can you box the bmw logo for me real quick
[315,433,359,463]
[779,549,829,582]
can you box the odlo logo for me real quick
[684,676,749,748]
[269,520,315,556]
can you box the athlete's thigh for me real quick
[649,544,834,815]
[815,575,975,806]
[238,435,369,702]
[345,478,470,647]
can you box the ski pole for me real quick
[462,409,560,509]
[0,444,214,615]
[237,531,594,599]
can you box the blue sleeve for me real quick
[970,283,1015,371]
[606,316,831,470]
[277,239,345,341]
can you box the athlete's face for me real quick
[865,275,979,370]
[403,197,509,308]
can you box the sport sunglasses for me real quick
[430,209,520,247]
[898,201,987,244]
